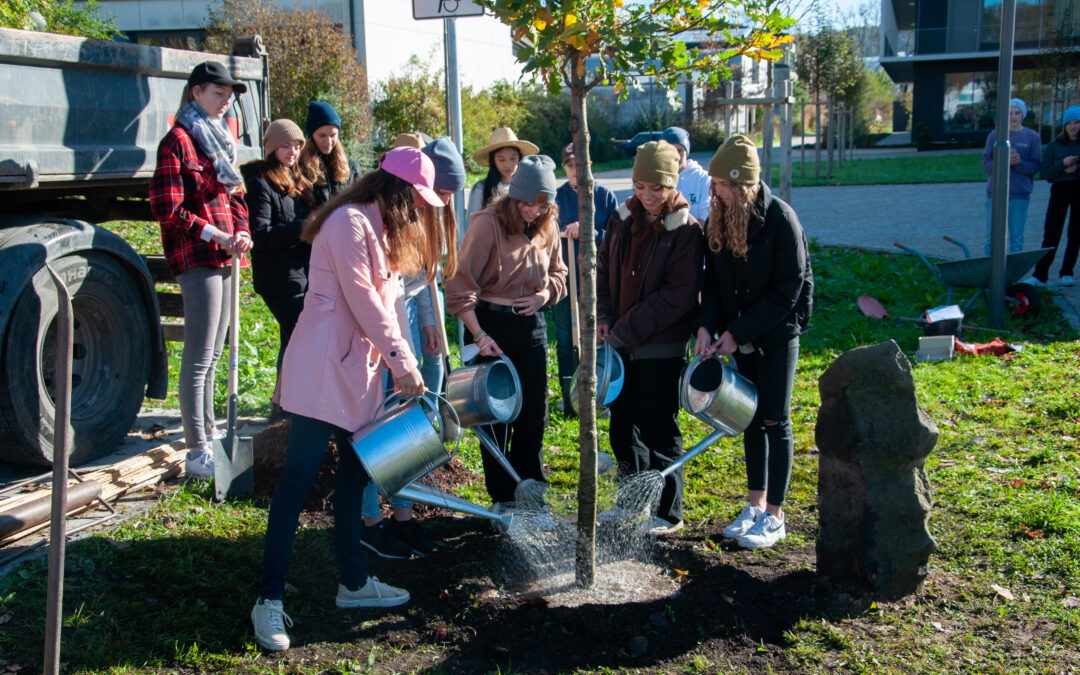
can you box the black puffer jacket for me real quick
[312,156,361,207]
[242,162,312,298]
[696,183,813,347]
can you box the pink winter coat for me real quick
[278,201,416,432]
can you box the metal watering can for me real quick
[444,355,522,427]
[662,354,758,477]
[570,341,625,415]
[350,392,462,499]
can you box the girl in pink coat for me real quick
[250,147,447,652]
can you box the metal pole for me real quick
[763,99,774,185]
[850,108,856,160]
[815,97,822,178]
[781,81,794,204]
[43,263,73,675]
[989,0,1017,328]
[443,18,467,358]
[800,100,805,178]
[837,103,844,169]
[723,81,733,140]
[827,96,834,179]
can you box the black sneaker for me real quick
[392,518,438,556]
[359,520,413,559]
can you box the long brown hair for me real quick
[706,182,761,258]
[1057,127,1080,144]
[262,153,315,206]
[301,169,428,278]
[299,136,351,187]
[491,195,558,249]
[427,201,459,281]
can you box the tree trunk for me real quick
[569,62,599,589]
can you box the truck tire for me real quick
[0,252,151,467]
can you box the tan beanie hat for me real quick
[394,132,425,149]
[262,119,305,155]
[708,134,760,184]
[632,140,679,188]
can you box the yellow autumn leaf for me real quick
[674,568,690,582]
[613,80,624,95]
[564,13,577,27]
[533,17,547,31]
[614,0,624,6]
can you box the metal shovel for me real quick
[213,254,253,500]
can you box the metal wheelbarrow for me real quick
[894,236,1051,318]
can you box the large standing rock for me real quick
[815,340,937,597]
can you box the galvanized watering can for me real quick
[570,341,625,415]
[350,392,461,499]
[681,354,757,435]
[444,355,522,427]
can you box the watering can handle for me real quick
[381,392,462,460]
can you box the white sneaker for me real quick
[335,577,410,609]
[597,506,631,523]
[1020,276,1045,287]
[597,451,616,475]
[738,512,786,549]
[1062,275,1075,287]
[251,598,292,651]
[721,504,763,539]
[643,517,684,535]
[185,448,214,480]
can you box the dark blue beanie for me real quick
[422,136,466,192]
[305,101,341,138]
[661,126,691,154]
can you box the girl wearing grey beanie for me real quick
[445,155,568,516]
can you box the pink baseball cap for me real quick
[380,147,446,207]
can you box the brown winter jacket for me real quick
[596,195,705,358]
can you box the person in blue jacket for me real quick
[553,142,618,415]
[982,98,1041,255]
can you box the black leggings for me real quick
[733,337,799,508]
[1034,181,1080,282]
[470,306,549,504]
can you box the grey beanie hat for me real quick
[508,154,557,204]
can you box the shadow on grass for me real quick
[0,515,876,672]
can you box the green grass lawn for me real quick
[4,226,1077,672]
[781,153,985,187]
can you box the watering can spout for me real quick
[394,483,512,527]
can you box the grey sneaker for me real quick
[1020,275,1045,288]
[335,577,410,609]
[359,520,413,559]
[251,598,292,651]
[643,517,684,535]
[1063,275,1075,287]
[185,448,214,480]
[738,511,786,549]
[722,504,763,540]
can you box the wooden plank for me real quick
[157,291,184,318]
[142,255,176,283]
[161,321,185,343]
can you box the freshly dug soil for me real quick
[252,418,482,518]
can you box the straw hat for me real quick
[472,127,539,166]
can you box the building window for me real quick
[982,0,1080,47]
[943,72,996,131]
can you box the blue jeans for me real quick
[985,197,1029,255]
[409,292,445,393]
[259,414,370,599]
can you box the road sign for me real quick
[412,0,484,20]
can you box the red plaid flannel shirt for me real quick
[150,126,249,277]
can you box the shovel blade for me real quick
[213,435,254,501]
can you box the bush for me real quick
[0,0,117,38]
[205,0,372,165]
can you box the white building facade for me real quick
[93,0,523,89]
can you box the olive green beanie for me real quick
[632,140,680,188]
[708,134,760,185]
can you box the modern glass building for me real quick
[881,0,1080,143]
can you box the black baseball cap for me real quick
[187,61,247,93]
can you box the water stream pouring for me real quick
[610,355,758,523]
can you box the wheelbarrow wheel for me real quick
[1005,283,1042,318]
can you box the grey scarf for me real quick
[176,101,243,193]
